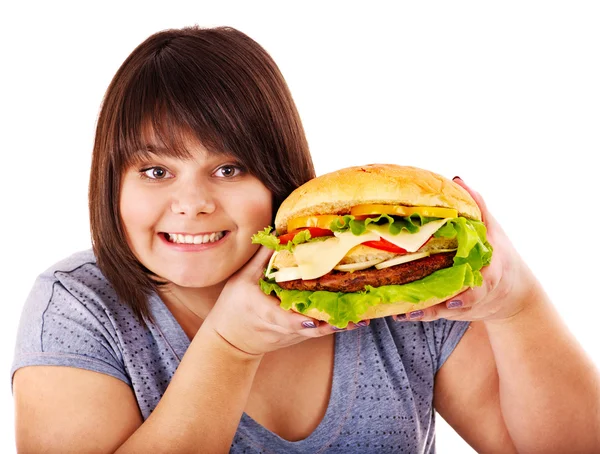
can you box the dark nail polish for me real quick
[332,325,346,331]
[356,320,369,327]
[302,321,317,328]
[395,314,407,321]
[409,310,424,320]
[453,176,462,182]
[447,300,463,309]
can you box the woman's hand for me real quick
[203,246,365,356]
[395,177,543,324]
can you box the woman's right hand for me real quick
[203,246,365,356]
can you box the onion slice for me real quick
[334,258,385,272]
[267,267,303,282]
[375,251,431,270]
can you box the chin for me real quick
[160,263,233,289]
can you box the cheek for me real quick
[239,186,273,229]
[120,183,159,236]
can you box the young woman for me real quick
[12,26,599,453]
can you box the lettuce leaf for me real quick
[434,218,493,272]
[329,213,437,236]
[251,226,312,252]
[260,264,479,328]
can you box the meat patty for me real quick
[277,252,455,293]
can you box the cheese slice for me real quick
[366,218,449,252]
[293,230,381,280]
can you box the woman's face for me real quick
[119,138,272,289]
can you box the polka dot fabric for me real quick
[12,250,183,419]
[234,318,468,453]
[12,250,470,452]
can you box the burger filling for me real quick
[251,204,493,328]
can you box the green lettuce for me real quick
[251,226,313,252]
[330,213,438,236]
[258,216,493,328]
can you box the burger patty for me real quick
[277,252,455,293]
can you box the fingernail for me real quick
[447,300,463,309]
[302,321,317,328]
[409,310,424,320]
[356,320,369,327]
[332,325,346,331]
[453,176,463,182]
[395,314,407,321]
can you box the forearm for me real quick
[117,323,263,453]
[485,282,600,453]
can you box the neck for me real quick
[159,282,225,339]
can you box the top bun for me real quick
[275,164,481,234]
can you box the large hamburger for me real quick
[252,164,492,328]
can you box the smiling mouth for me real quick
[163,231,227,245]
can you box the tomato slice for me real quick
[362,238,407,254]
[278,227,333,245]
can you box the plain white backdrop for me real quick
[2,1,599,452]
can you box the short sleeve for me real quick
[423,319,470,371]
[11,270,131,387]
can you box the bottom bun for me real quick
[291,287,468,324]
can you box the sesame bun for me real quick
[275,164,481,234]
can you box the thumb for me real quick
[238,245,275,282]
[453,176,491,225]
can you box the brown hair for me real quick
[89,26,315,321]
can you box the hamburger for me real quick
[251,164,492,328]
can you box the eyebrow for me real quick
[135,144,194,160]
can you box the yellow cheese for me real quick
[366,218,449,253]
[293,230,380,280]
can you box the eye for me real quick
[140,166,173,180]
[214,164,245,178]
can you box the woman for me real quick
[12,26,599,453]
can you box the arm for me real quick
[484,284,600,452]
[14,326,263,453]
[435,297,600,453]
[118,324,263,452]
[414,178,600,453]
[434,321,517,453]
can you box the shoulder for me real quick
[18,249,131,328]
[12,250,143,384]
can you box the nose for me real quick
[170,182,217,217]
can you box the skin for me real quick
[13,152,600,452]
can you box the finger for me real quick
[294,319,371,338]
[255,301,324,334]
[393,308,438,322]
[329,319,370,332]
[452,176,492,225]
[240,245,276,281]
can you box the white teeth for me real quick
[167,232,225,244]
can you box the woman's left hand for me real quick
[395,177,543,323]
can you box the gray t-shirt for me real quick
[12,249,469,453]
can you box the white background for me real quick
[2,1,599,452]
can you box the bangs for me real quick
[113,33,261,170]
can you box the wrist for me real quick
[195,321,265,364]
[484,280,550,329]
